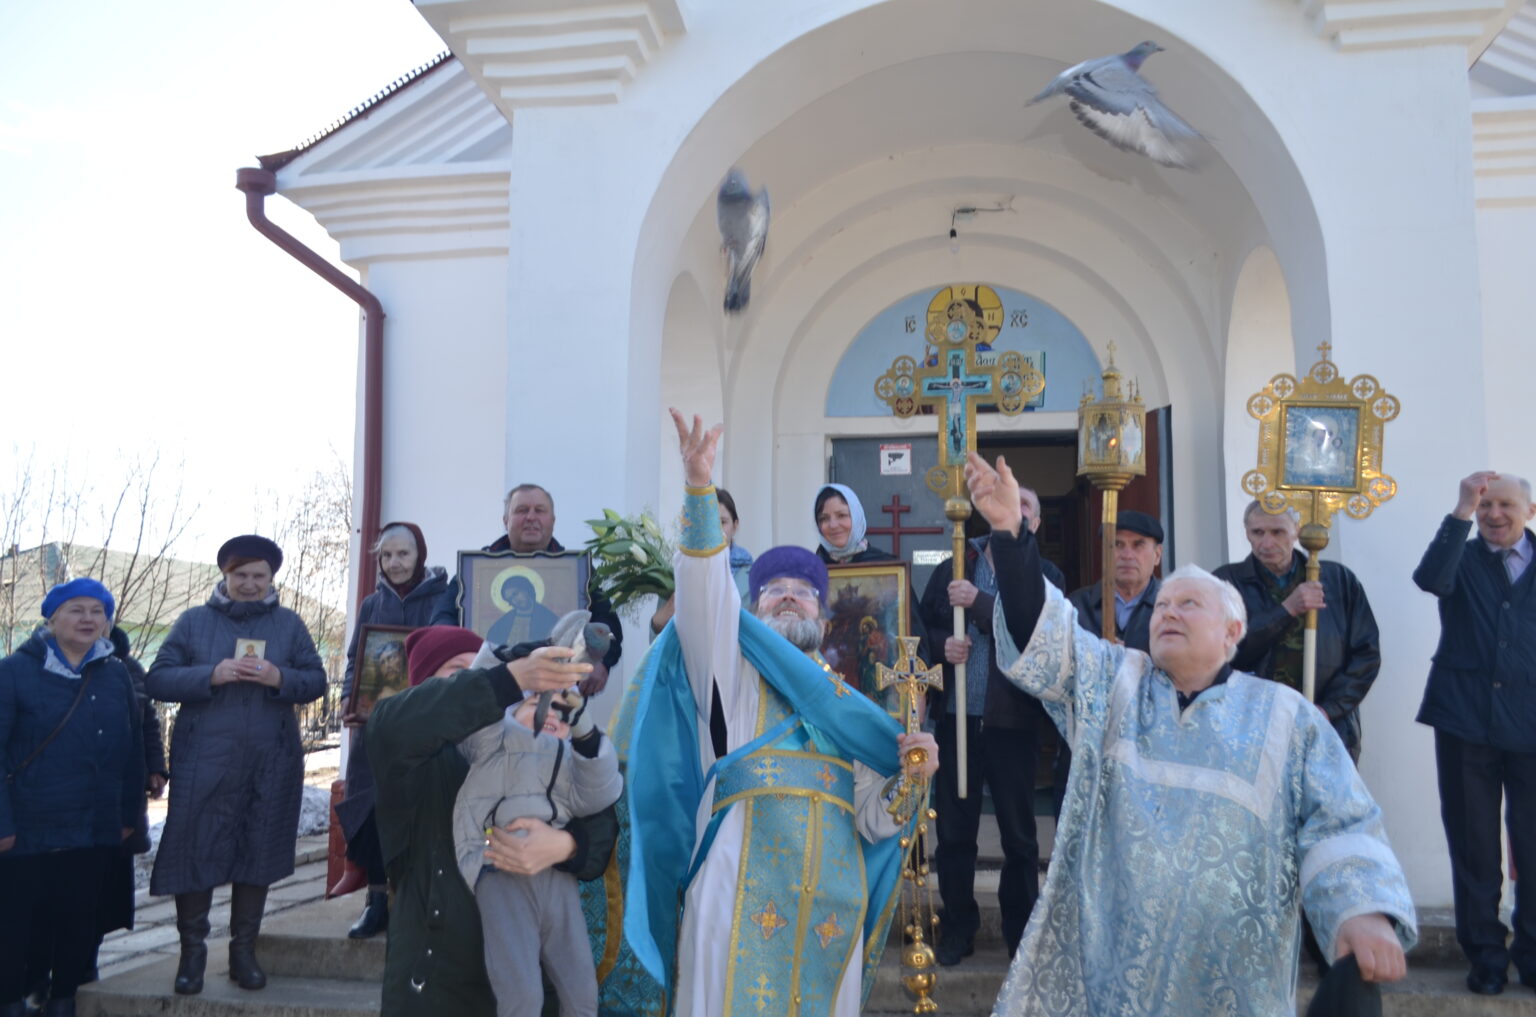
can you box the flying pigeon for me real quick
[717,168,770,314]
[533,610,613,736]
[1028,41,1204,170]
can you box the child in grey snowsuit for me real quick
[453,688,622,1017]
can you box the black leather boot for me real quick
[173,889,213,995]
[348,888,389,939]
[41,999,74,1017]
[227,883,268,990]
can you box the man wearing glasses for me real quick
[620,410,939,1017]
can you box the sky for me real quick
[0,1,446,557]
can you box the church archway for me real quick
[656,270,724,532]
[627,0,1330,571]
[1221,244,1295,560]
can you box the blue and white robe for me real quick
[622,488,911,1017]
[991,582,1417,1017]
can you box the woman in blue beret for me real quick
[0,579,144,1017]
[145,535,327,997]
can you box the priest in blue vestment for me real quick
[963,452,1416,1017]
[622,410,938,1017]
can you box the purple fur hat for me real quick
[748,546,829,605]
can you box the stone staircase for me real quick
[74,819,1533,1017]
[75,890,1536,1017]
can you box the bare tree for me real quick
[258,456,354,747]
[0,449,200,656]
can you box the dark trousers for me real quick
[345,811,388,885]
[0,847,110,1003]
[1435,729,1536,975]
[933,716,1041,954]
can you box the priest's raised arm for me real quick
[962,451,1416,1016]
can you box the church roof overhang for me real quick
[411,0,687,114]
[257,51,456,172]
[261,57,515,265]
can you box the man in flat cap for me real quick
[1054,509,1164,814]
[1067,509,1164,652]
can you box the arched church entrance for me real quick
[821,282,1170,597]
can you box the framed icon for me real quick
[1280,403,1361,491]
[820,561,910,707]
[348,624,414,719]
[456,550,592,644]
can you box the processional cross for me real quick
[874,635,944,1014]
[874,290,1043,797]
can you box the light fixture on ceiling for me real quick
[947,202,1010,255]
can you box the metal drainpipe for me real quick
[235,167,383,613]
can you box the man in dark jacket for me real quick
[1215,501,1381,760]
[368,627,615,1017]
[1414,471,1536,996]
[1067,510,1163,650]
[919,486,1063,966]
[1054,510,1163,818]
[431,484,623,695]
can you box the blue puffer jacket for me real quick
[0,631,144,854]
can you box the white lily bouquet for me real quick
[583,509,676,609]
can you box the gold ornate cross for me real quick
[876,636,943,736]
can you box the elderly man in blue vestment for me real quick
[622,410,938,1017]
[962,452,1416,1017]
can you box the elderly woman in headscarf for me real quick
[334,522,447,939]
[0,579,144,1017]
[146,535,326,997]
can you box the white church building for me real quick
[260,0,1536,908]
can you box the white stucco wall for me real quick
[278,0,1528,907]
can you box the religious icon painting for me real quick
[235,639,267,661]
[456,550,592,645]
[1280,404,1362,491]
[820,561,910,710]
[349,624,414,720]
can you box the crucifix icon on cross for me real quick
[871,282,1045,799]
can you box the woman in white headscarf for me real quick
[813,483,898,565]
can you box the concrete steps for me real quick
[77,962,380,1017]
[866,948,1536,1016]
[77,891,1527,1017]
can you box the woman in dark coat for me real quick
[335,521,446,938]
[0,579,144,1017]
[146,535,326,997]
[368,627,615,1017]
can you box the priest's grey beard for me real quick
[757,607,824,651]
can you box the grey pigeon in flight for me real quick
[717,168,770,313]
[1028,41,1204,169]
[532,610,612,735]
